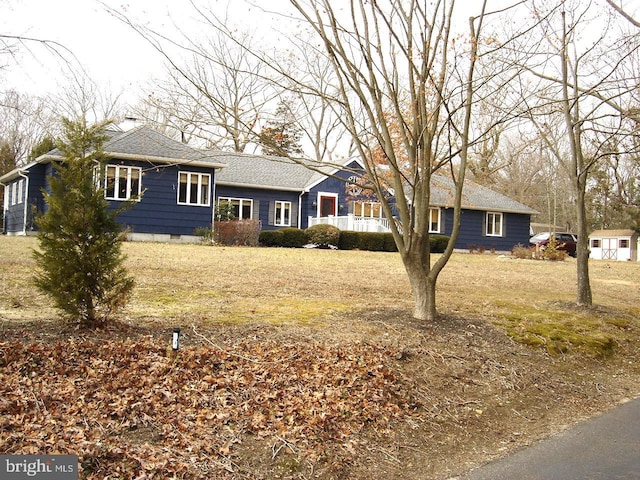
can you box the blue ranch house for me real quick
[1,125,536,251]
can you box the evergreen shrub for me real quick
[430,235,450,253]
[279,228,307,248]
[305,224,340,248]
[338,231,359,250]
[259,229,283,247]
[33,118,134,327]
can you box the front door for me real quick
[319,195,337,217]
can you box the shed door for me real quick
[602,238,617,260]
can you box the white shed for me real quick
[589,229,639,261]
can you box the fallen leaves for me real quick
[0,337,412,478]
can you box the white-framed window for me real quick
[353,201,383,218]
[105,165,142,201]
[178,172,210,206]
[429,207,441,233]
[219,197,253,219]
[486,212,503,237]
[10,182,17,205]
[16,179,24,204]
[274,201,291,226]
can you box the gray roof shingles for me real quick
[212,151,331,191]
[22,124,535,214]
[103,126,204,161]
[430,175,537,214]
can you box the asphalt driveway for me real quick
[458,396,640,480]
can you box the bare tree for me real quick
[110,0,532,321]
[51,73,125,125]
[105,6,278,152]
[519,0,640,306]
[606,0,640,28]
[284,0,533,321]
[279,44,355,162]
[0,90,53,165]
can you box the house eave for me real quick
[104,152,226,169]
[216,181,306,193]
[32,152,226,170]
[430,202,538,215]
[0,166,32,183]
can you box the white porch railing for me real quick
[308,214,392,233]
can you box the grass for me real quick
[1,235,639,356]
[2,235,639,479]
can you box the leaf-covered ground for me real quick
[2,314,638,480]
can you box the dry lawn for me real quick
[1,236,639,479]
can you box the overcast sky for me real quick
[1,0,288,106]
[3,0,639,108]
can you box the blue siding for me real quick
[110,161,216,236]
[2,163,48,234]
[215,185,302,230]
[304,161,360,229]
[3,178,25,233]
[441,208,531,251]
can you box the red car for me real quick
[530,232,578,257]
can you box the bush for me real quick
[430,235,450,253]
[216,220,261,246]
[542,236,567,261]
[305,224,341,248]
[280,228,308,248]
[384,233,398,252]
[258,228,307,248]
[259,229,283,247]
[511,244,535,259]
[215,200,235,221]
[357,232,387,251]
[338,231,360,250]
[194,226,215,244]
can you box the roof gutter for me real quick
[18,170,30,235]
[429,202,539,216]
[35,152,227,170]
[298,191,305,229]
[103,152,226,169]
[215,181,307,193]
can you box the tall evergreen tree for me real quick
[33,118,134,327]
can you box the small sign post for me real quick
[172,327,181,351]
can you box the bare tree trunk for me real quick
[575,181,593,306]
[401,239,437,321]
[560,9,593,307]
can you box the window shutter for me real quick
[253,200,260,221]
[502,214,506,237]
[482,212,487,237]
[291,202,298,227]
[268,201,275,226]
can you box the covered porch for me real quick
[308,214,392,233]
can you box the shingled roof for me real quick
[430,175,537,214]
[212,151,537,214]
[37,125,226,169]
[211,150,335,191]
